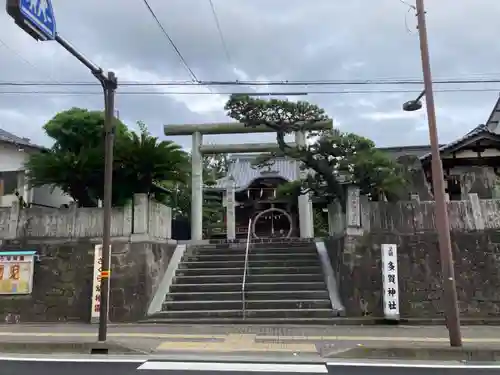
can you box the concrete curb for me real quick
[328,346,500,362]
[0,341,148,354]
[137,318,500,326]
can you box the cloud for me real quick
[106,63,228,115]
[0,0,498,151]
[360,110,424,121]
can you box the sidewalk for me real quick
[0,324,497,358]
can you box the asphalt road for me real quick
[0,358,500,375]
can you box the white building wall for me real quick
[0,143,73,208]
[0,143,26,171]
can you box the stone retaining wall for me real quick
[0,239,175,323]
[325,231,500,318]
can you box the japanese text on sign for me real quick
[90,245,103,320]
[90,244,111,322]
[0,252,36,295]
[381,244,400,320]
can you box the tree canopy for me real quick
[225,95,406,205]
[164,154,228,225]
[26,108,189,207]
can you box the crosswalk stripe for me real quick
[136,361,328,373]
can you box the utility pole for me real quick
[98,71,117,343]
[6,0,117,345]
[415,0,462,347]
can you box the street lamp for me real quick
[403,0,462,347]
[402,90,425,112]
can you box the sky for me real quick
[1,0,500,150]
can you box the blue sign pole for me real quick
[6,0,118,346]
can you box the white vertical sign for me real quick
[90,244,103,323]
[381,244,400,320]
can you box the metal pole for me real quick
[98,71,117,342]
[54,34,118,343]
[415,89,425,102]
[415,0,462,347]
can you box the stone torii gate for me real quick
[164,121,332,241]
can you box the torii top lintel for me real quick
[163,120,332,136]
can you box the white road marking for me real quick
[327,361,500,369]
[137,361,329,373]
[0,356,146,363]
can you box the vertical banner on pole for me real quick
[90,244,111,323]
[90,244,103,323]
[381,244,400,320]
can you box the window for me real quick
[446,175,462,201]
[0,171,19,195]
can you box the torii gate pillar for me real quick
[191,131,203,241]
[295,131,314,238]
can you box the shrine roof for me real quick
[209,154,299,192]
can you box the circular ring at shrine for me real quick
[251,207,293,239]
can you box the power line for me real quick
[0,87,499,96]
[141,0,199,82]
[0,37,60,83]
[208,0,233,67]
[0,37,39,71]
[2,77,500,87]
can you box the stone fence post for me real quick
[132,193,174,240]
[132,193,149,235]
[346,185,362,235]
[6,200,20,239]
[468,193,485,230]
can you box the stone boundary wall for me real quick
[326,188,500,236]
[0,239,176,323]
[367,194,497,233]
[325,231,500,319]
[0,193,172,240]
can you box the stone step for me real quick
[169,281,326,293]
[184,252,318,262]
[191,241,315,250]
[178,259,321,269]
[151,308,336,319]
[176,266,323,277]
[165,291,243,302]
[162,299,331,311]
[191,246,317,256]
[165,289,330,302]
[173,273,324,285]
[141,317,338,324]
[176,267,244,276]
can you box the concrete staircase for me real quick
[147,239,340,323]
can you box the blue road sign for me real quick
[19,0,56,40]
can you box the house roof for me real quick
[419,124,500,163]
[485,95,500,133]
[0,128,44,150]
[379,144,435,160]
[210,154,299,192]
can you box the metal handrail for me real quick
[242,218,252,320]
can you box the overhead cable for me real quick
[141,0,199,82]
[2,77,500,87]
[208,0,233,67]
[1,87,499,96]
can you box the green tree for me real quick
[165,154,228,225]
[116,121,190,202]
[224,95,406,205]
[26,108,189,207]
